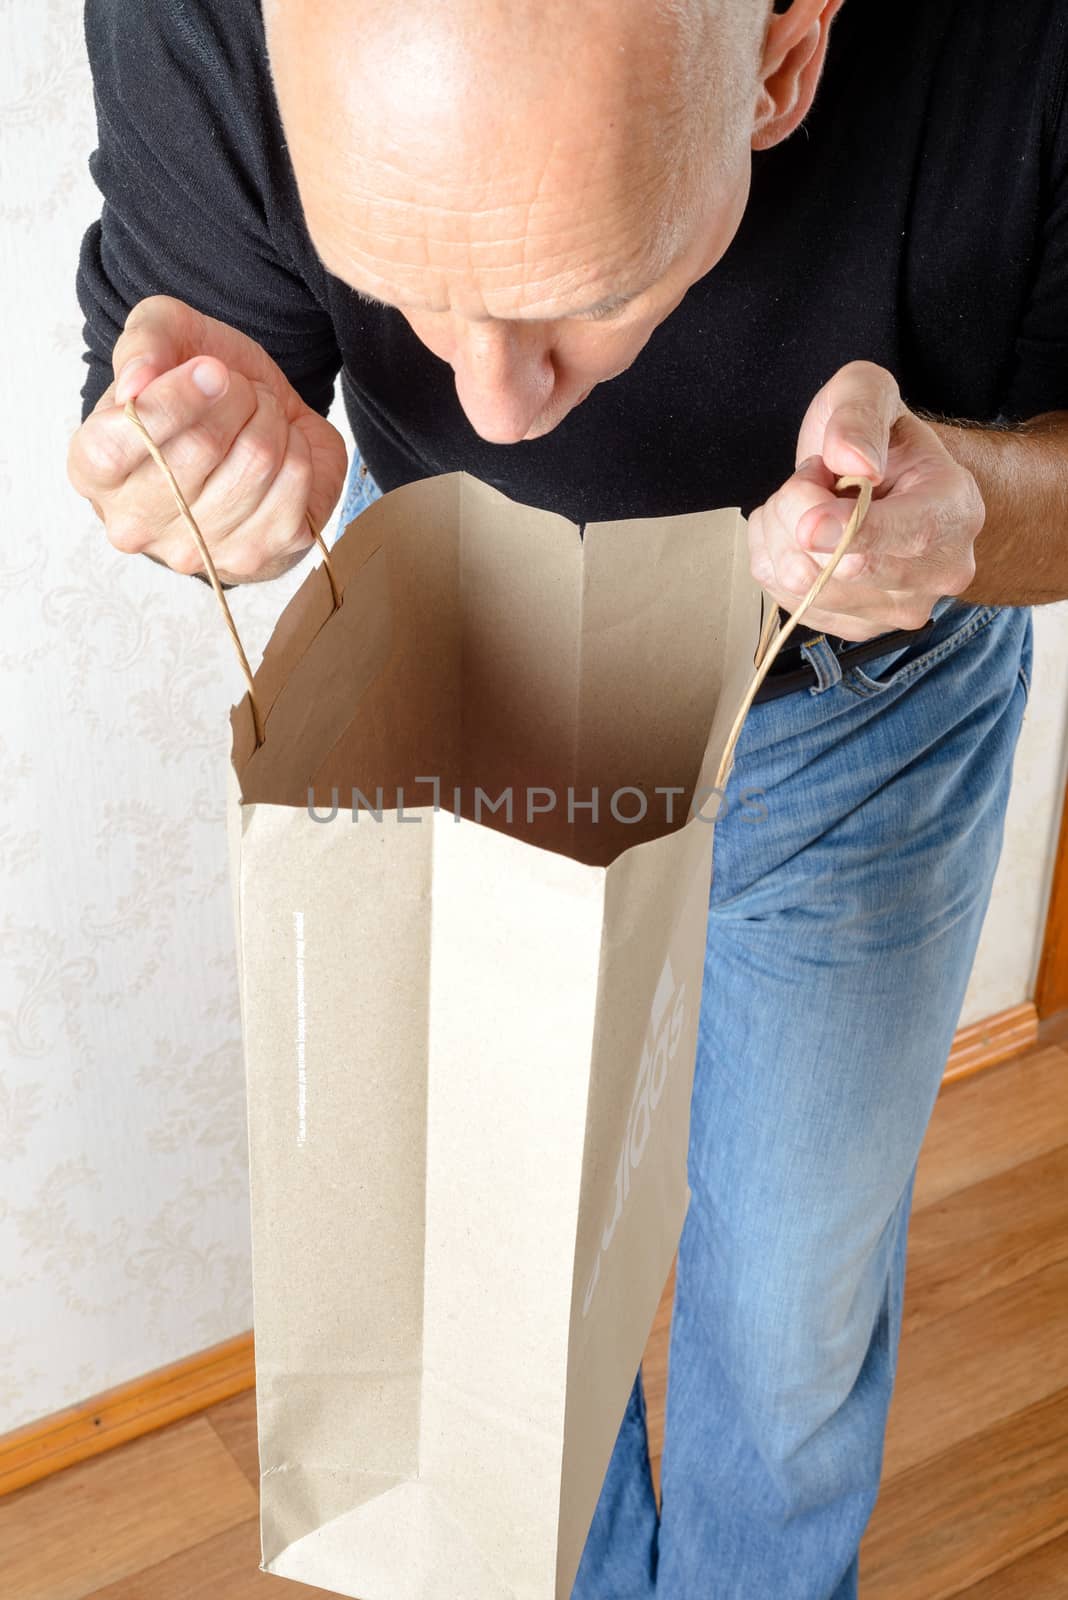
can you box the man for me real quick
[68,1,1064,1594]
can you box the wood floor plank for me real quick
[861,1387,1068,1600]
[904,1144,1068,1335]
[913,1046,1068,1211]
[206,1389,261,1489]
[0,1416,257,1600]
[7,1044,1068,1598]
[85,1517,346,1600]
[954,1532,1068,1598]
[884,1257,1068,1480]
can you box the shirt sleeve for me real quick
[1002,31,1068,421]
[76,0,342,423]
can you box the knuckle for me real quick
[904,604,932,629]
[252,380,283,419]
[838,550,869,581]
[165,422,224,477]
[274,445,313,500]
[780,552,813,594]
[230,429,282,489]
[843,358,898,396]
[77,422,130,489]
[944,553,976,596]
[105,511,148,555]
[125,293,181,331]
[138,387,192,442]
[220,543,268,581]
[169,542,207,577]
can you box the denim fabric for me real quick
[336,449,384,534]
[338,455,1033,1599]
[574,595,1032,1599]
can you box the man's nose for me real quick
[451,322,555,444]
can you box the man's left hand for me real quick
[748,361,985,641]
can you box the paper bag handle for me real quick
[123,397,342,748]
[712,475,873,791]
[124,398,870,773]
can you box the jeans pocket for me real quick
[841,601,1003,699]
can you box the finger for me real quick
[762,516,892,613]
[796,360,903,481]
[767,457,845,556]
[183,385,290,547]
[112,295,205,403]
[794,493,876,580]
[764,545,944,630]
[761,576,923,641]
[765,465,868,586]
[163,426,315,583]
[205,426,317,583]
[819,362,903,481]
[97,372,265,555]
[801,479,977,598]
[765,511,824,600]
[71,357,240,498]
[762,595,870,640]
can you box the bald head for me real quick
[265,0,835,443]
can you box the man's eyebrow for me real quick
[573,290,640,320]
[350,285,640,322]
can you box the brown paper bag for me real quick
[123,401,868,1600]
[222,472,761,1600]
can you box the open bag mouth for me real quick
[230,472,762,870]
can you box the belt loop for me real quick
[800,634,845,693]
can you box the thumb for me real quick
[112,295,201,404]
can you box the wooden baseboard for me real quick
[942,1001,1039,1086]
[0,1001,1043,1499]
[0,1332,254,1499]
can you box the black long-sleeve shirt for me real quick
[78,0,1068,524]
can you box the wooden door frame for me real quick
[1037,776,1068,1020]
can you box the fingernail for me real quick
[814,515,847,551]
[192,360,228,399]
[115,356,150,402]
[843,432,884,475]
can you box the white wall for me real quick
[960,604,1068,1027]
[1,1,1066,1434]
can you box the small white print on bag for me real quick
[581,955,687,1318]
[294,911,307,1146]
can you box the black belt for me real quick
[752,606,937,704]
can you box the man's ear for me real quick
[751,0,846,151]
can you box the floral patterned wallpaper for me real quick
[0,0,327,1431]
[1,0,1066,1436]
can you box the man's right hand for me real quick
[67,296,349,584]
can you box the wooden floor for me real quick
[4,1038,1068,1599]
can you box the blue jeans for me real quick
[336,452,385,529]
[338,456,1033,1599]
[574,598,1032,1599]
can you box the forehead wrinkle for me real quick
[323,216,668,319]
[329,164,680,275]
[340,138,669,229]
